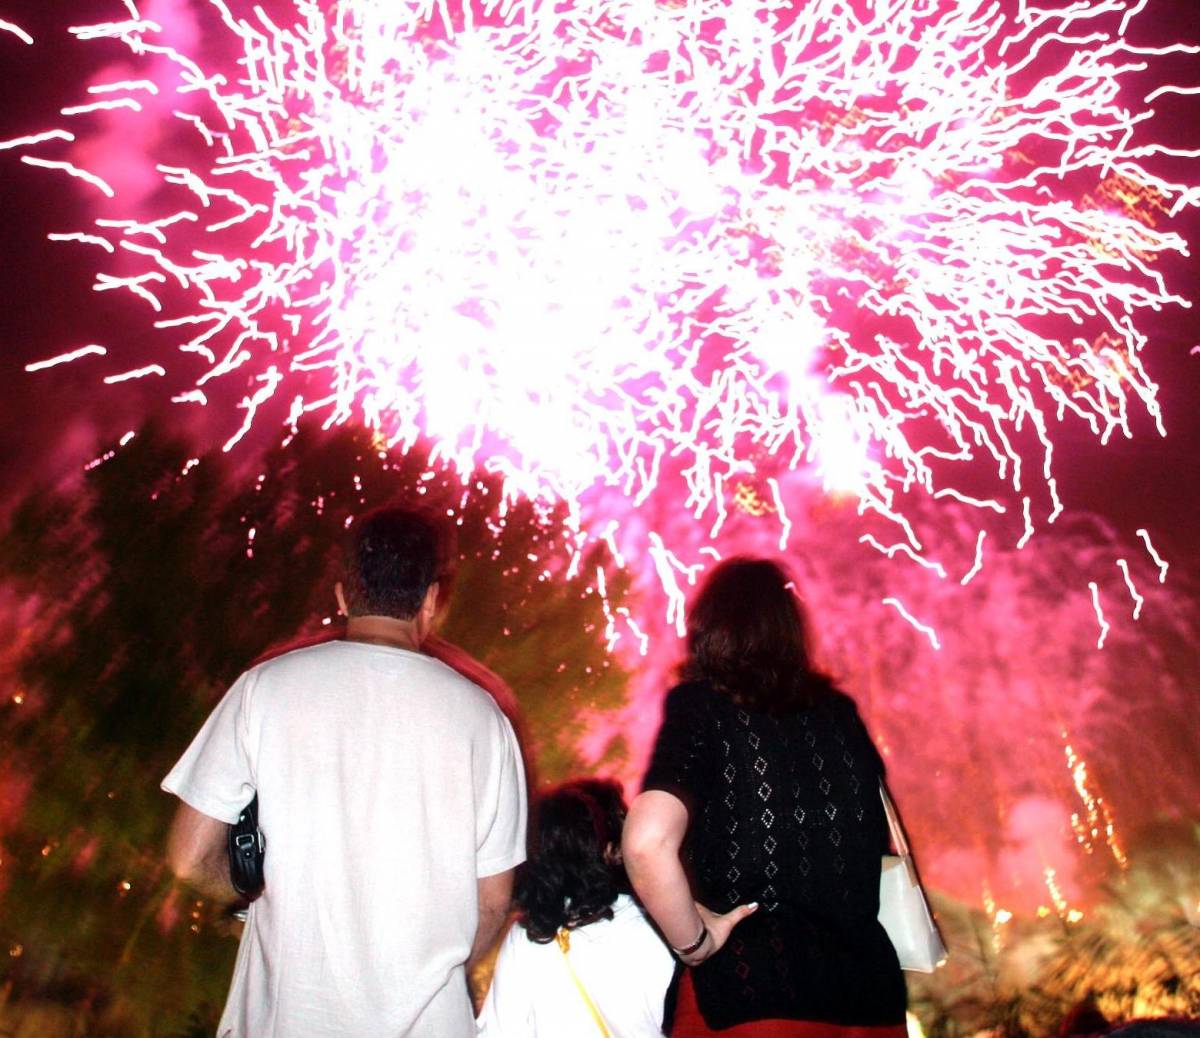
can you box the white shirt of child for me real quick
[162,640,527,1037]
[477,894,675,1037]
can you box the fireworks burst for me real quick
[5,0,1196,624]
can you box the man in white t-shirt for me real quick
[162,507,527,1037]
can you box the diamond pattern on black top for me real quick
[642,682,907,1030]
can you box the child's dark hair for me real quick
[516,779,629,943]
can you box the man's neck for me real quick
[344,615,424,652]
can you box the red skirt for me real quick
[670,969,908,1038]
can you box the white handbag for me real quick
[878,783,947,972]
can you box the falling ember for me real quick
[0,129,74,151]
[1087,582,1111,649]
[1044,866,1071,919]
[1136,529,1170,583]
[1063,732,1128,869]
[960,532,987,587]
[0,0,1194,621]
[101,365,167,384]
[18,156,114,197]
[0,19,34,45]
[881,597,941,651]
[1115,559,1145,620]
[24,344,109,371]
[982,884,1008,952]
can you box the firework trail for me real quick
[5,4,1200,907]
[785,506,1197,914]
[570,486,1199,912]
[0,0,1195,921]
[4,0,1195,602]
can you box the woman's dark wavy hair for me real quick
[683,557,833,714]
[516,779,630,943]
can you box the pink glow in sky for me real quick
[5,0,1200,917]
[9,0,1195,577]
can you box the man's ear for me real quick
[421,581,439,621]
[335,581,349,617]
[417,582,439,634]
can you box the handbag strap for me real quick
[555,928,612,1038]
[879,781,911,858]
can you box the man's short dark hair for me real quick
[342,507,445,620]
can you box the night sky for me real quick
[2,0,1197,581]
[0,0,1199,937]
[2,9,1199,1031]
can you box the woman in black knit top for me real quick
[623,558,906,1037]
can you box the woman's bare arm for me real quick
[623,789,756,965]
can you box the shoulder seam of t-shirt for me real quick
[250,639,427,672]
[249,641,505,710]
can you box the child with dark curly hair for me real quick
[478,779,675,1037]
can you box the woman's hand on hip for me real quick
[680,900,759,966]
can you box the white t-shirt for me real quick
[477,895,675,1037]
[162,640,527,1038]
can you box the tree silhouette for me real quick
[0,420,630,1035]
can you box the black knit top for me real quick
[642,681,906,1030]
